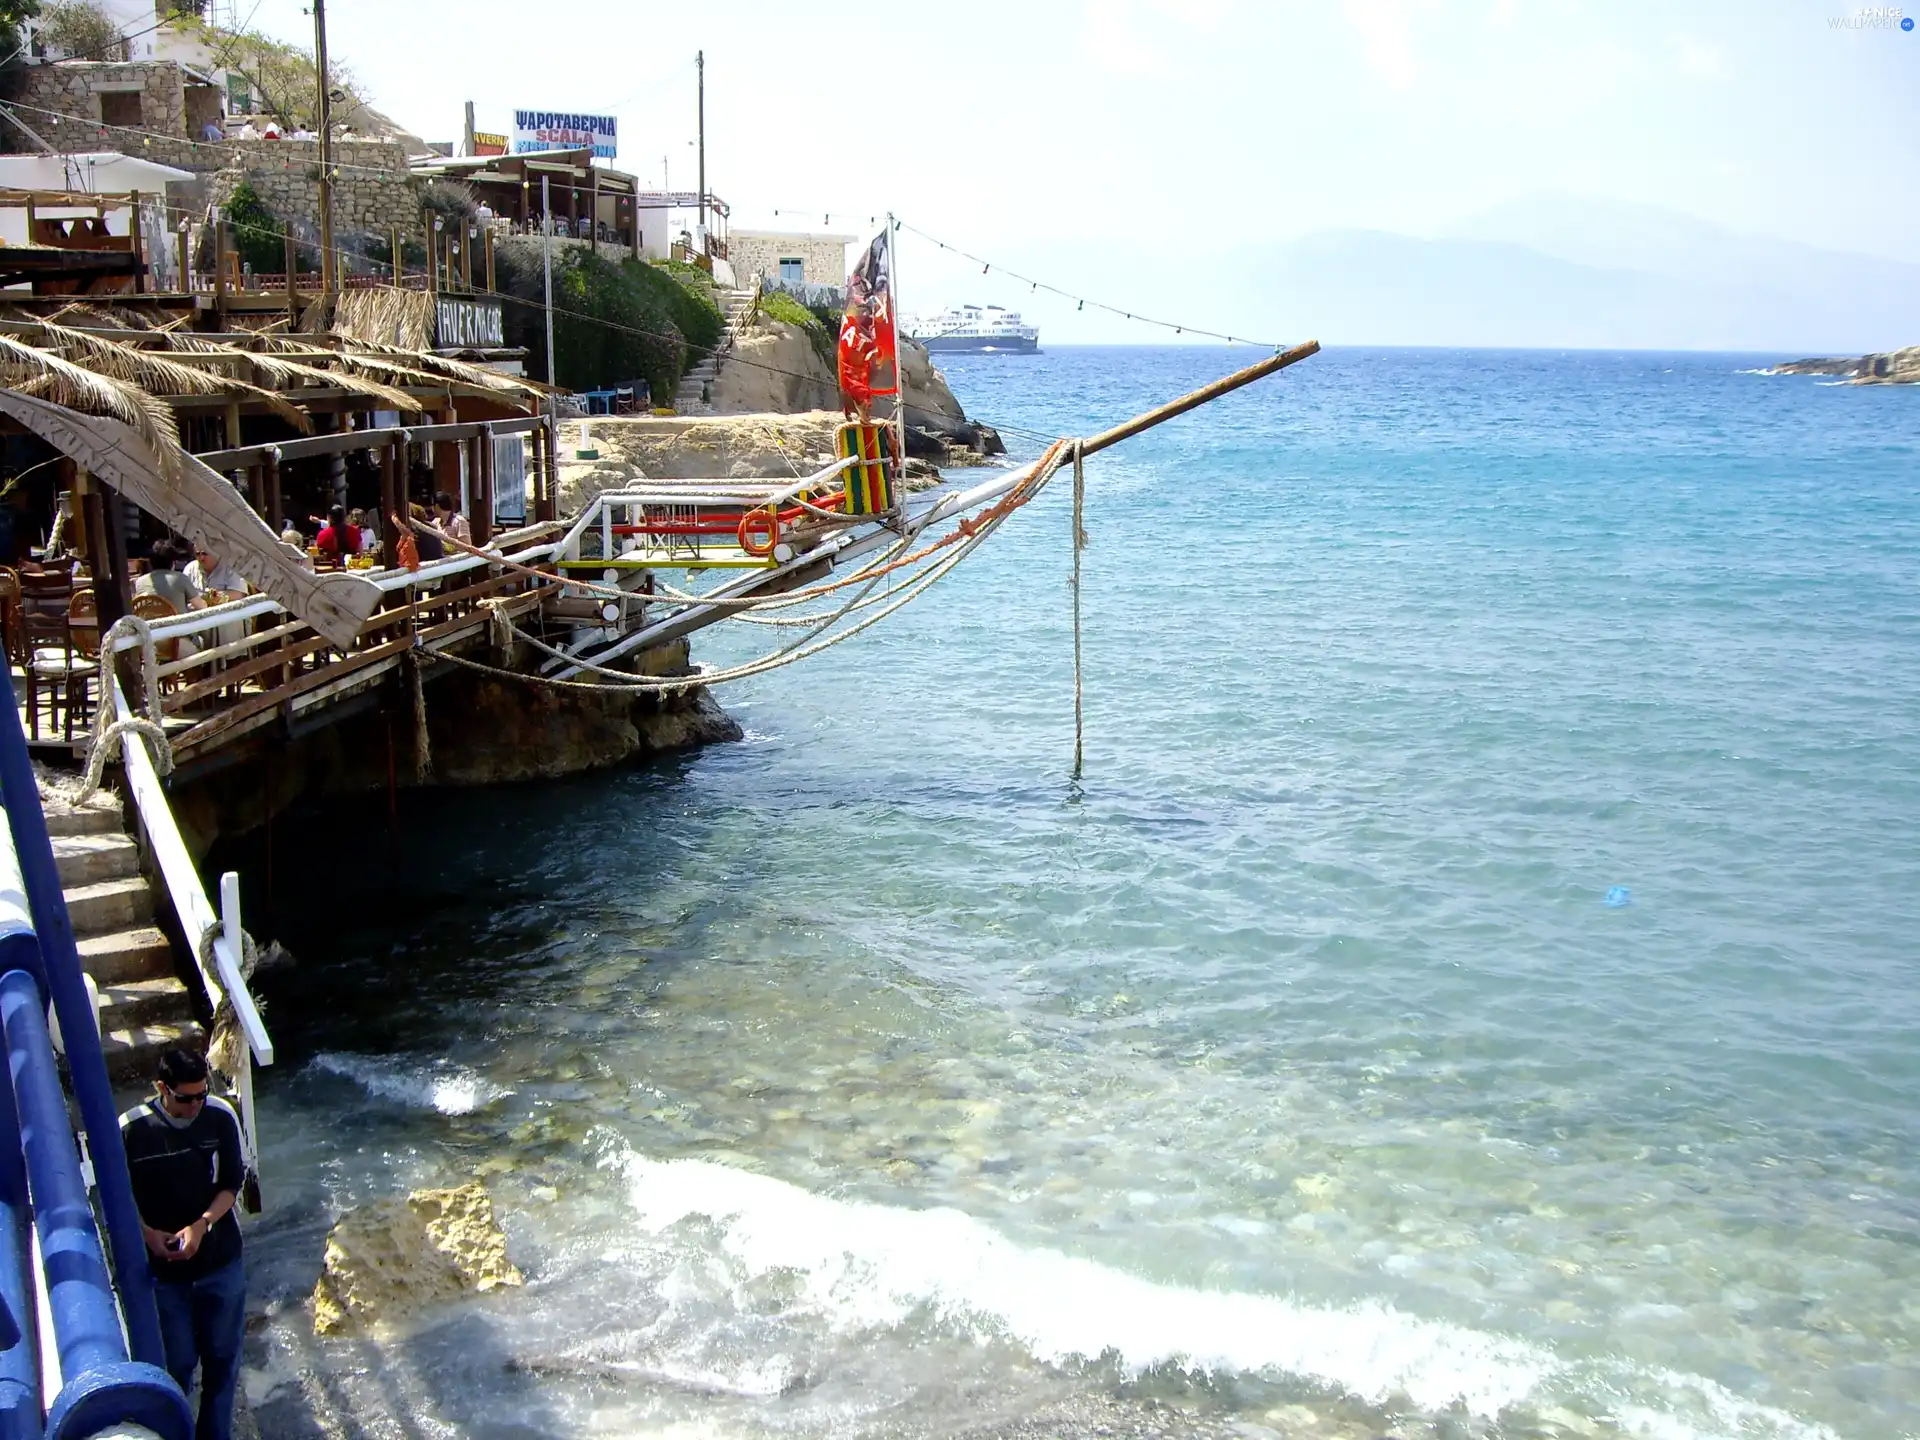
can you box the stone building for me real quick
[2,59,424,255]
[728,229,854,289]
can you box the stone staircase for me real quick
[674,287,761,413]
[43,792,201,1080]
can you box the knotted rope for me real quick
[199,920,262,1082]
[76,614,171,803]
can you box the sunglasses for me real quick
[162,1085,208,1106]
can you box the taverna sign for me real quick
[437,297,505,350]
[512,108,617,159]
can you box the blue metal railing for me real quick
[0,696,191,1440]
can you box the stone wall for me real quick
[204,140,422,237]
[6,59,186,143]
[728,230,853,288]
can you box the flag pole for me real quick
[888,210,907,531]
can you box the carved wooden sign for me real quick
[0,392,382,649]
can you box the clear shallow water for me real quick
[238,349,1920,1439]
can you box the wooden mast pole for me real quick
[313,0,337,301]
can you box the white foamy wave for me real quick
[615,1153,1546,1415]
[613,1153,1843,1440]
[310,1052,510,1115]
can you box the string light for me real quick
[898,219,1281,348]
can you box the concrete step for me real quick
[41,799,122,838]
[103,1018,205,1083]
[78,926,175,986]
[98,976,194,1031]
[52,832,141,887]
[63,876,153,936]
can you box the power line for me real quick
[897,219,1283,350]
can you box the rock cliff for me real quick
[706,316,1004,458]
[1773,347,1920,384]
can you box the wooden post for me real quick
[63,460,87,561]
[285,228,298,326]
[433,406,461,512]
[246,462,263,514]
[379,438,401,569]
[264,449,283,531]
[427,225,439,298]
[536,414,557,523]
[129,189,145,293]
[483,228,495,292]
[175,226,190,294]
[390,225,402,285]
[473,426,494,547]
[223,400,243,451]
[460,224,473,289]
[89,484,129,631]
[213,220,228,327]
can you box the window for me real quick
[98,90,143,130]
[778,257,804,283]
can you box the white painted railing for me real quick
[108,675,269,1182]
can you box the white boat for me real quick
[905,304,1039,354]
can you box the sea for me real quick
[233,347,1920,1440]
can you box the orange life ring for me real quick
[737,508,778,557]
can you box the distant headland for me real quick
[1770,348,1920,384]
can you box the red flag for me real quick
[838,228,897,415]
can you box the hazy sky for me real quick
[239,1,1917,341]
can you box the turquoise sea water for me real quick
[240,348,1920,1439]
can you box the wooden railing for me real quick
[110,521,570,761]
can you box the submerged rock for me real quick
[310,1181,523,1337]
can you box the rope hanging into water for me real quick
[1072,442,1087,780]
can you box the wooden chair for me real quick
[130,593,182,702]
[0,567,21,672]
[19,573,79,742]
[61,589,99,742]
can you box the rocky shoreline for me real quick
[1770,346,1920,384]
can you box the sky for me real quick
[232,0,1919,346]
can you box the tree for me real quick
[0,1,42,64]
[35,1,125,61]
[223,179,284,276]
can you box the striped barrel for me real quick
[835,423,894,516]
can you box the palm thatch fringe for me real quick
[33,321,314,434]
[333,287,434,350]
[0,334,185,480]
[159,333,425,414]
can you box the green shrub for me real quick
[758,290,837,369]
[222,179,285,275]
[492,236,685,398]
[644,261,725,366]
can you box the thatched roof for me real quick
[0,294,551,479]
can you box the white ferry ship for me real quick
[906,304,1040,354]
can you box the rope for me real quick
[76,615,171,803]
[517,440,1079,692]
[1072,441,1087,780]
[405,649,431,782]
[200,921,261,1082]
[479,596,515,655]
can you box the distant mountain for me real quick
[1216,221,1920,353]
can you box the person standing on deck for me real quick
[120,1048,247,1440]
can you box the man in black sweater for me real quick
[119,1048,247,1440]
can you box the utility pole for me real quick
[541,175,556,388]
[312,0,336,298]
[696,50,706,234]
